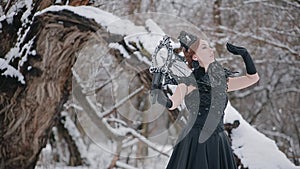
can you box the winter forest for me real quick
[0,0,299,169]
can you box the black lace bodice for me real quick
[183,65,234,128]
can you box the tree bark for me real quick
[0,9,101,169]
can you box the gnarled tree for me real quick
[0,3,104,168]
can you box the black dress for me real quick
[166,64,238,169]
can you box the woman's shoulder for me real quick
[174,73,198,87]
[223,67,239,78]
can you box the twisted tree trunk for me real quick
[0,9,102,169]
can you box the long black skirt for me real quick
[166,127,238,169]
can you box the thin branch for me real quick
[233,85,265,98]
[101,85,144,118]
[116,161,138,169]
[102,118,170,157]
[281,0,300,8]
[108,140,122,169]
[72,70,122,141]
[272,88,300,95]
[219,26,299,56]
[4,0,13,14]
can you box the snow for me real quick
[0,14,6,22]
[116,161,139,169]
[18,36,36,67]
[4,0,33,24]
[61,111,88,162]
[224,101,299,169]
[1,0,36,84]
[30,50,37,55]
[35,5,178,67]
[0,58,25,84]
[21,0,33,23]
[133,51,152,66]
[3,12,14,24]
[37,100,300,169]
[5,26,34,62]
[55,0,62,4]
[2,27,35,84]
[35,5,146,36]
[145,19,165,35]
[36,143,113,169]
[3,4,295,169]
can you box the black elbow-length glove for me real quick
[226,43,257,75]
[151,72,173,109]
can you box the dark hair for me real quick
[182,39,200,69]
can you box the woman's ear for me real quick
[192,54,198,61]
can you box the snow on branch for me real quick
[72,69,120,140]
[60,111,89,164]
[36,5,168,67]
[281,0,300,8]
[0,58,25,84]
[1,0,37,84]
[73,69,169,158]
[224,101,298,169]
[102,117,170,157]
[116,161,138,169]
[35,5,146,36]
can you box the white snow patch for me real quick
[224,101,299,169]
[30,50,36,56]
[21,0,33,23]
[35,5,146,36]
[55,0,62,4]
[0,15,6,22]
[0,58,25,84]
[145,19,165,35]
[61,111,88,162]
[115,161,138,169]
[133,51,151,66]
[34,5,169,65]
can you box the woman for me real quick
[152,31,259,169]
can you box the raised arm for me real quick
[227,73,259,92]
[226,43,260,92]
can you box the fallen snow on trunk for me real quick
[224,101,299,169]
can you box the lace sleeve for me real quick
[173,73,197,87]
[223,68,239,82]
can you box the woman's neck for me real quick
[204,59,215,72]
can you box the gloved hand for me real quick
[226,42,248,55]
[151,72,163,90]
[151,89,173,108]
[151,72,173,108]
[226,42,257,75]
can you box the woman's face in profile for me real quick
[192,40,214,65]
